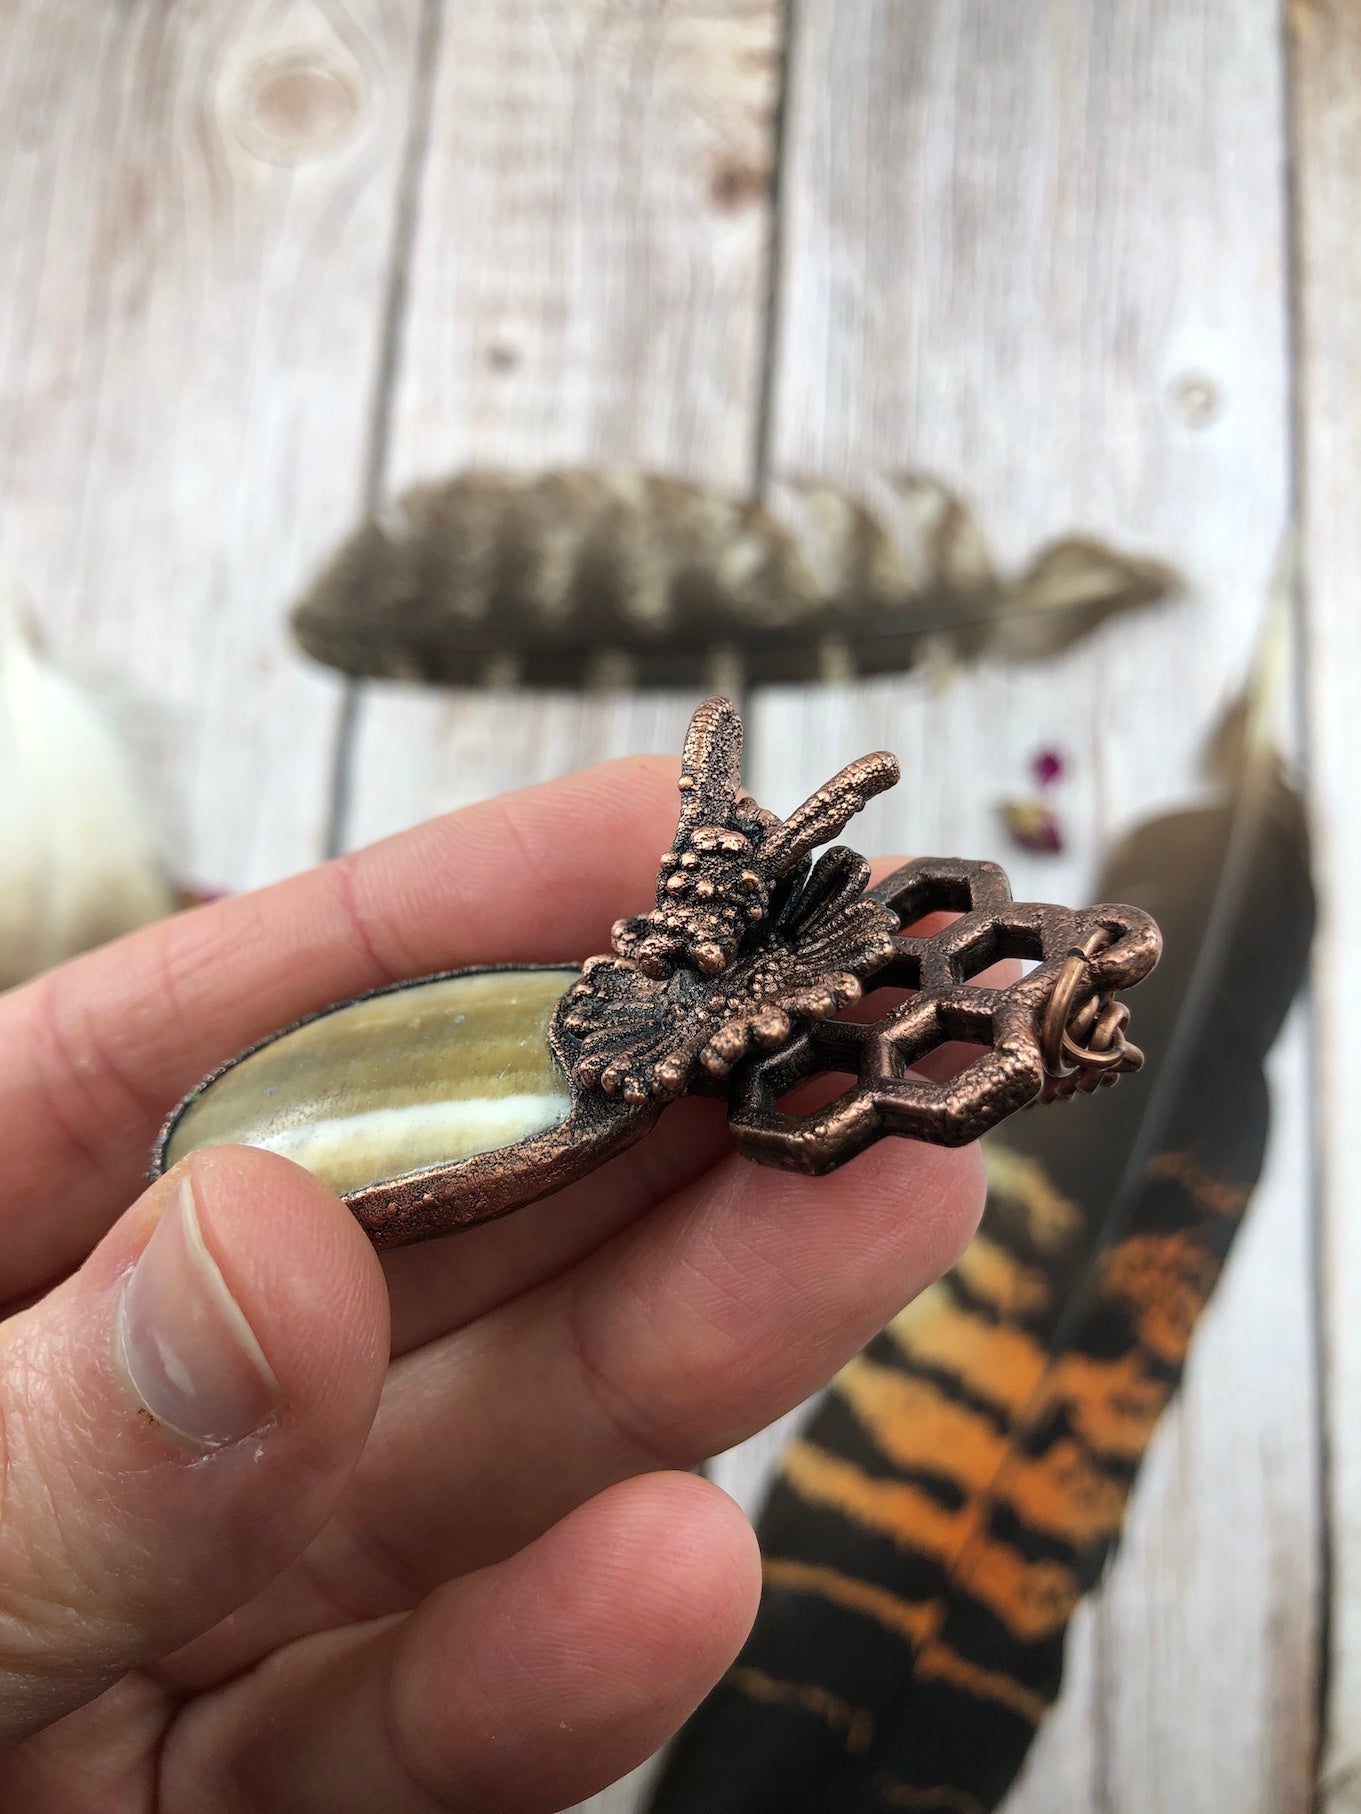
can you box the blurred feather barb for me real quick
[290,469,1176,690]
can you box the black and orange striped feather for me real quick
[649,688,1314,1814]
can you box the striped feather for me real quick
[648,655,1314,1812]
[289,469,1174,689]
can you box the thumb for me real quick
[0,1146,389,1745]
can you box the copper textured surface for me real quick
[155,699,1160,1247]
[726,858,1159,1171]
[558,698,1158,1171]
[549,696,901,1102]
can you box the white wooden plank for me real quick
[1291,1,1361,1805]
[1002,1599,1102,1811]
[711,6,1317,1809]
[342,0,783,850]
[0,0,428,889]
[1096,1011,1318,1813]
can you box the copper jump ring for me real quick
[1041,928,1145,1087]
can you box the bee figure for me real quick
[553,696,903,1102]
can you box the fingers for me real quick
[0,1147,387,1744]
[183,1133,982,1680]
[381,1095,732,1356]
[164,1474,759,1814]
[0,755,680,1300]
[347,1138,984,1594]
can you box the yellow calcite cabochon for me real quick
[163,967,578,1195]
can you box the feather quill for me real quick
[648,604,1314,1814]
[0,590,176,989]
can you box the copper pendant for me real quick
[152,699,1161,1250]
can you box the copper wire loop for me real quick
[1040,929,1146,1093]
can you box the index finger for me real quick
[0,756,680,1302]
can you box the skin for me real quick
[0,755,984,1813]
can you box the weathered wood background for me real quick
[2,2,1357,1808]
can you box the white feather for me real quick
[0,589,176,990]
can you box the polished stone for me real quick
[164,967,577,1194]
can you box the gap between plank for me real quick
[325,0,446,860]
[751,0,800,501]
[1279,2,1333,1803]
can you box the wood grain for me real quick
[709,5,1320,1810]
[1291,1,1361,1806]
[0,0,427,888]
[340,0,784,855]
[0,5,1336,1811]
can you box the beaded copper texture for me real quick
[557,697,1160,1171]
[549,697,903,1105]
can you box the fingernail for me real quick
[116,1176,282,1448]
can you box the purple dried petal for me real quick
[1032,748,1066,788]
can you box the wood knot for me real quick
[709,159,770,212]
[1168,371,1221,429]
[234,54,365,163]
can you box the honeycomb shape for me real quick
[727,857,1161,1171]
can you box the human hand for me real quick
[0,757,983,1812]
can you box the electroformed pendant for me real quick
[152,699,1162,1251]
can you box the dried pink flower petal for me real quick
[1032,747,1066,788]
